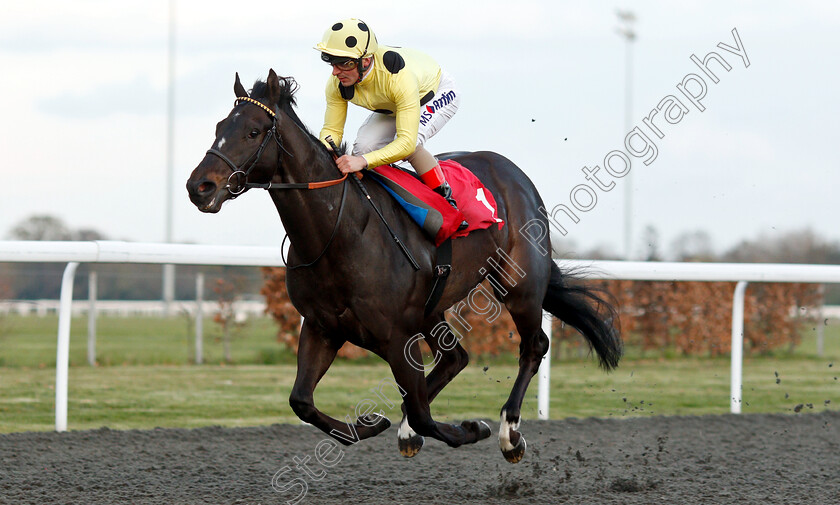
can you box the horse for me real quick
[186,69,621,463]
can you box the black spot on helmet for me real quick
[316,18,379,59]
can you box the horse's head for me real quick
[186,69,288,213]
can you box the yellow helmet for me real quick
[315,18,378,59]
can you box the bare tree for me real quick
[7,215,72,241]
[669,230,715,262]
[640,225,662,261]
[722,228,840,264]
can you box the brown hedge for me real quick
[261,267,821,359]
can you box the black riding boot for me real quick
[435,182,468,230]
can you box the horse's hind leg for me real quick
[498,291,550,463]
[288,321,392,445]
[397,316,470,457]
[390,335,490,449]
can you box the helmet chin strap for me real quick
[355,57,372,84]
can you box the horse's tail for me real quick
[542,262,622,370]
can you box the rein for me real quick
[207,96,349,269]
[207,95,418,272]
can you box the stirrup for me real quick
[435,182,468,230]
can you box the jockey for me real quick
[316,18,467,228]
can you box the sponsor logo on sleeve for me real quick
[420,90,456,126]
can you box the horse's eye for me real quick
[248,128,260,139]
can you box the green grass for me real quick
[0,315,838,433]
[0,314,293,367]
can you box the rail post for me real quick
[56,262,80,432]
[537,312,552,420]
[195,272,204,364]
[730,281,749,414]
[87,270,97,366]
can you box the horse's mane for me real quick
[250,76,300,125]
[250,76,347,156]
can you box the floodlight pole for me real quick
[163,0,177,315]
[616,10,635,260]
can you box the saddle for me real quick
[365,158,504,246]
[364,157,505,316]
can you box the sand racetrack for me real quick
[1,412,839,504]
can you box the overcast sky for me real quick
[2,0,838,259]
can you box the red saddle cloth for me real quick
[369,159,504,246]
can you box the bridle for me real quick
[206,95,349,269]
[205,96,348,196]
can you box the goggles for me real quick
[321,53,358,71]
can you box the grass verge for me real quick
[1,356,837,433]
[1,314,837,432]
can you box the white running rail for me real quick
[536,260,840,419]
[2,241,840,430]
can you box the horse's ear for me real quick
[266,69,281,103]
[234,72,248,98]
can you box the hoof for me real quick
[501,434,527,464]
[461,420,492,442]
[398,434,425,458]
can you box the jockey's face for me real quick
[331,57,371,86]
[332,64,358,86]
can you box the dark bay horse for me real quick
[186,69,621,463]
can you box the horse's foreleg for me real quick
[498,303,549,463]
[391,336,490,450]
[423,320,471,402]
[289,322,391,446]
[397,317,470,457]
